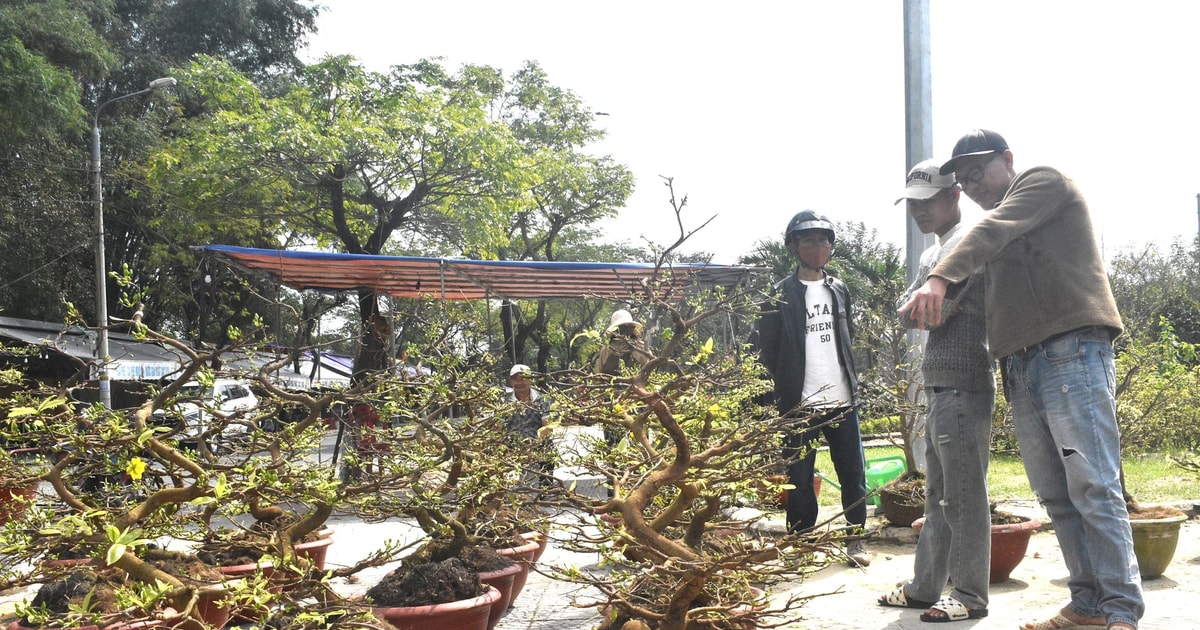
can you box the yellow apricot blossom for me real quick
[125,457,146,481]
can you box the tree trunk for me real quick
[352,289,390,382]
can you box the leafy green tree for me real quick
[151,0,319,81]
[1109,238,1200,348]
[1115,318,1200,451]
[0,0,319,330]
[0,0,110,320]
[145,56,631,378]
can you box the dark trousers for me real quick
[783,406,868,533]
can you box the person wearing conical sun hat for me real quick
[593,308,653,491]
[594,309,652,376]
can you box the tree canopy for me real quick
[142,55,633,373]
[0,0,319,326]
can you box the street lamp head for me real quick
[148,77,177,90]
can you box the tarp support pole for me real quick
[439,260,447,306]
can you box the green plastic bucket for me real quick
[864,455,906,506]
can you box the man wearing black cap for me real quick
[880,159,994,622]
[898,131,1141,630]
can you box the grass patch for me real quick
[812,447,1200,507]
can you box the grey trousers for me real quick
[908,385,994,610]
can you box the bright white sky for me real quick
[306,1,1200,264]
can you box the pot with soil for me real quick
[364,558,500,630]
[986,511,1041,583]
[9,552,234,630]
[879,475,925,527]
[521,530,549,563]
[0,481,37,526]
[295,531,335,570]
[458,547,520,630]
[915,510,1042,583]
[1129,504,1189,579]
[493,534,541,603]
[196,520,335,591]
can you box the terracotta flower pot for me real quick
[494,538,540,602]
[0,482,37,525]
[986,515,1041,583]
[190,582,235,629]
[295,534,335,570]
[477,562,522,629]
[216,561,275,622]
[601,586,766,630]
[371,585,500,630]
[1131,510,1188,579]
[912,514,1041,583]
[520,531,549,563]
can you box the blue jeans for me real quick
[909,386,994,610]
[1005,326,1143,628]
[784,406,867,533]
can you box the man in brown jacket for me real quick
[898,130,1141,630]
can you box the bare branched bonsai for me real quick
[540,181,836,630]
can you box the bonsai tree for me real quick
[0,332,290,627]
[534,193,840,630]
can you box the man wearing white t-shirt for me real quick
[756,210,870,567]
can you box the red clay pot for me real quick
[494,538,540,602]
[477,562,522,629]
[295,534,335,570]
[371,585,500,630]
[0,482,37,525]
[520,531,549,563]
[912,515,1041,583]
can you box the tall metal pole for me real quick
[902,0,934,472]
[903,0,935,285]
[90,77,177,408]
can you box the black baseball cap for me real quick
[939,129,1009,175]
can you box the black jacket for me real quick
[756,270,859,414]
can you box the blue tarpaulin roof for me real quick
[198,245,765,301]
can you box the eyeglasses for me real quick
[955,152,1002,187]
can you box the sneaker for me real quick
[846,538,871,567]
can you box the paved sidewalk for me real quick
[312,499,1199,630]
[768,502,1200,629]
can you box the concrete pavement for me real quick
[309,499,1200,630]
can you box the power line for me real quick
[0,240,88,292]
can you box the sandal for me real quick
[878,584,935,610]
[920,596,988,623]
[1021,612,1106,629]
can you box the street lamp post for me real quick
[90,77,177,408]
